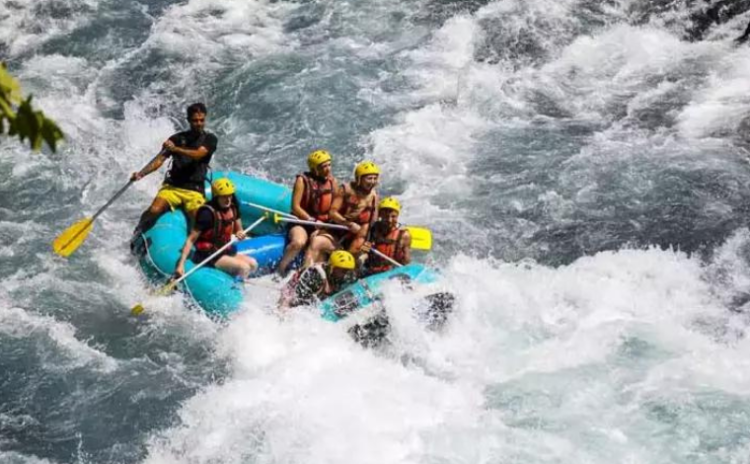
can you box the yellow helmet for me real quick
[328,250,356,270]
[378,196,401,213]
[307,150,332,172]
[211,178,236,197]
[354,161,380,183]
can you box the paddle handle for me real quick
[173,216,266,286]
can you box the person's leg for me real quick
[214,254,257,279]
[347,236,366,255]
[134,196,171,234]
[278,226,308,275]
[303,233,336,267]
[182,189,207,229]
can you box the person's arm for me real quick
[291,177,313,220]
[163,133,216,160]
[329,185,360,233]
[166,143,209,160]
[175,228,202,277]
[234,218,246,240]
[131,152,168,181]
[328,184,346,224]
[400,230,412,265]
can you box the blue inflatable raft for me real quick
[132,172,448,321]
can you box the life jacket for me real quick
[298,172,334,221]
[194,203,237,252]
[339,182,376,226]
[368,224,406,273]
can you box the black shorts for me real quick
[191,245,237,267]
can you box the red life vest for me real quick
[195,204,237,252]
[368,225,406,273]
[298,172,334,221]
[340,182,376,226]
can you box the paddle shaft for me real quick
[172,216,266,286]
[278,216,403,268]
[92,181,133,221]
[98,150,168,219]
[244,202,294,220]
[55,179,135,253]
[243,201,406,267]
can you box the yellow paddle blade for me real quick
[406,226,432,251]
[129,281,177,315]
[53,218,94,257]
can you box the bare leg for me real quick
[215,254,257,279]
[135,197,171,234]
[278,226,308,275]
[347,236,366,255]
[304,233,337,267]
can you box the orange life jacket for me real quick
[298,172,334,221]
[339,182,376,226]
[368,225,406,273]
[195,204,237,252]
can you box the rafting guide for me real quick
[131,102,218,238]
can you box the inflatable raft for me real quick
[131,172,449,321]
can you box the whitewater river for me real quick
[3,0,750,463]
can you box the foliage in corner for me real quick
[0,63,64,152]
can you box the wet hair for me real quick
[186,102,207,119]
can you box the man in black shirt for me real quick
[131,103,218,235]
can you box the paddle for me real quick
[53,151,165,258]
[276,216,419,268]
[244,202,432,251]
[130,216,266,315]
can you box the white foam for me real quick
[139,242,750,463]
[677,47,750,139]
[0,306,117,373]
[0,0,99,56]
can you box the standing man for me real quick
[131,103,218,237]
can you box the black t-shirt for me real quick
[164,130,218,192]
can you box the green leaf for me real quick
[0,96,15,121]
[40,117,63,152]
[0,66,64,152]
[0,64,22,104]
